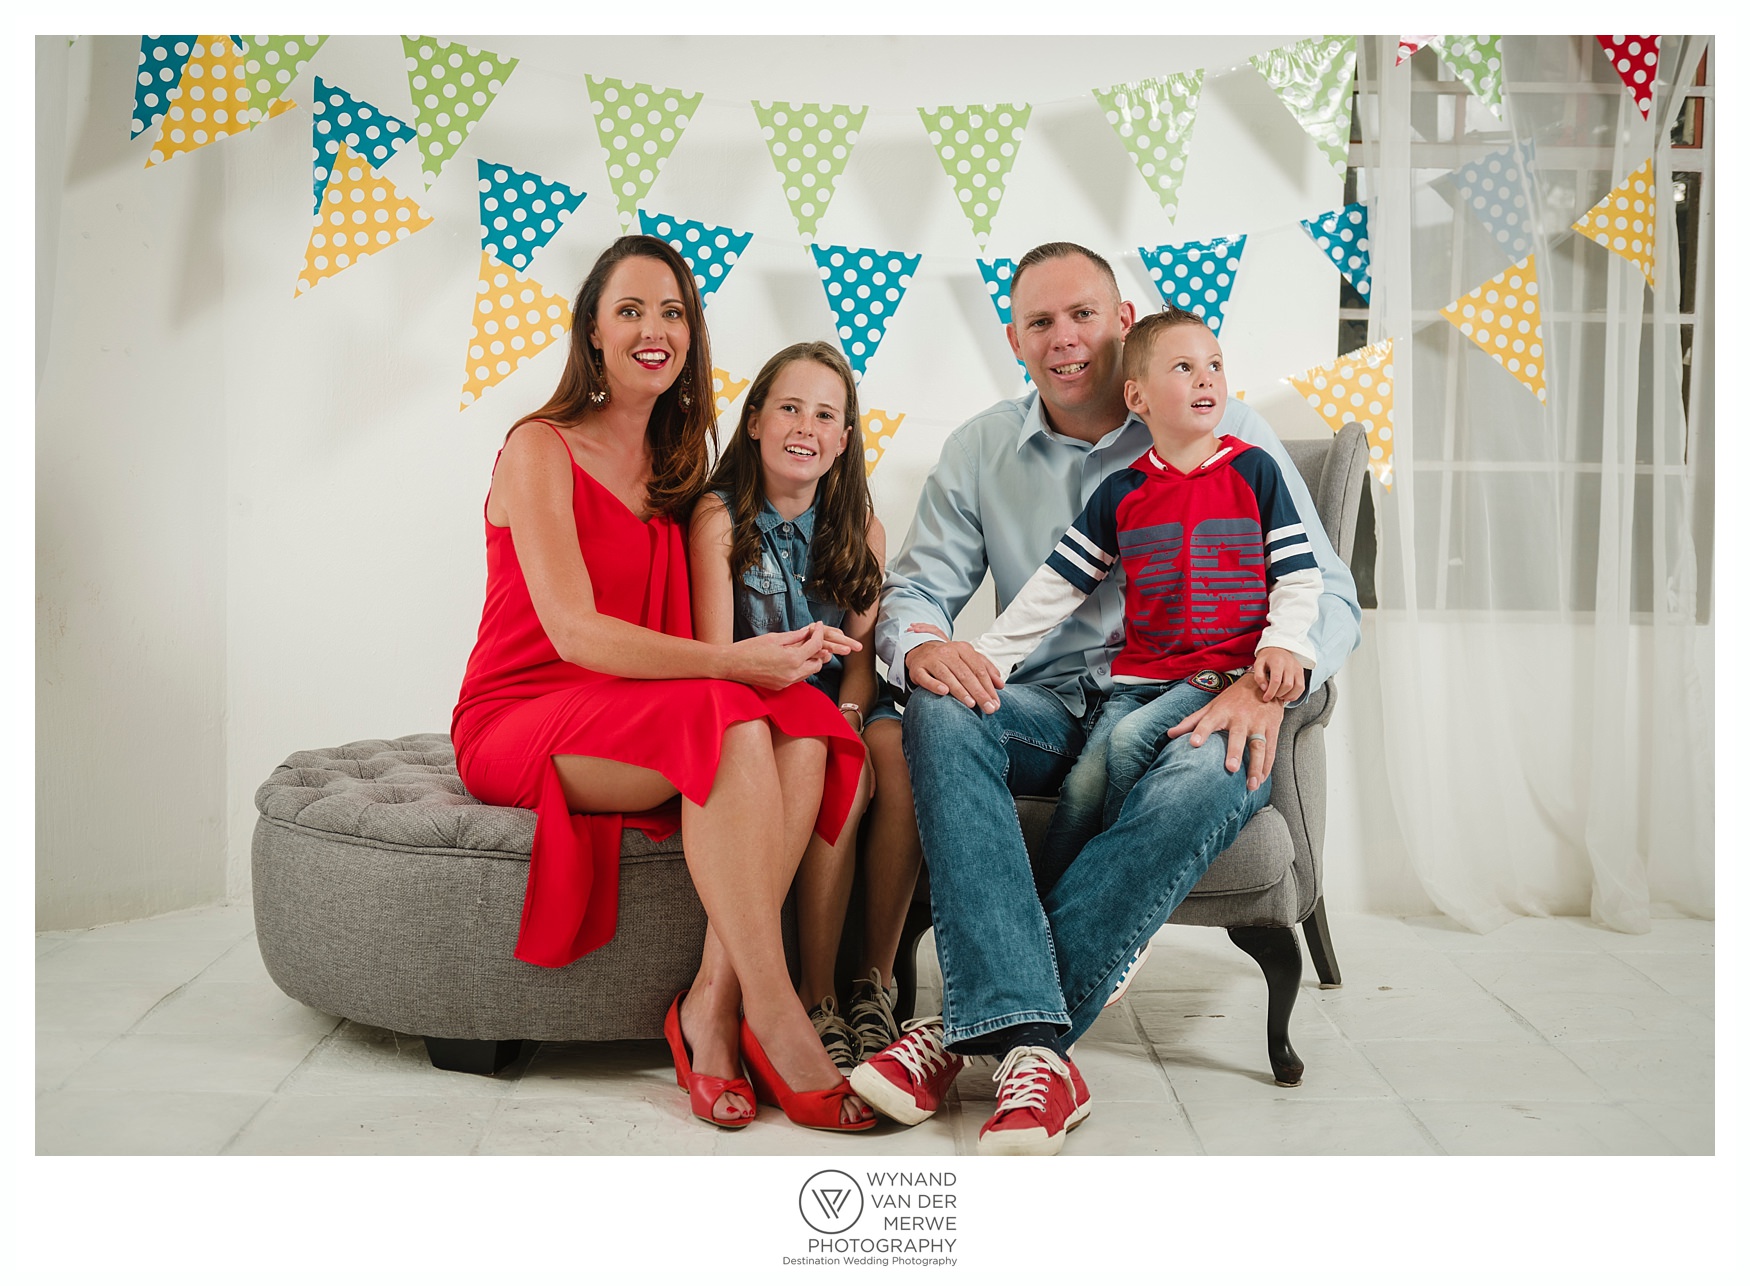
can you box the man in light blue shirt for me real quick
[848,243,1361,1155]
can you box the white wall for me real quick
[38,33,1399,928]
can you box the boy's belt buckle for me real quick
[1187,668,1234,694]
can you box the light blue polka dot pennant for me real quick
[810,244,922,380]
[477,160,586,272]
[976,257,1029,381]
[1138,235,1248,335]
[133,36,197,139]
[1448,141,1537,260]
[311,76,414,213]
[1299,203,1371,300]
[639,211,752,307]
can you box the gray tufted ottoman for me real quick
[251,733,711,1074]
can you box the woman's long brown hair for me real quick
[705,342,882,615]
[509,235,717,519]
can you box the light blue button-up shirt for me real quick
[875,392,1362,715]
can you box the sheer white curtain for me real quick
[1359,35,1713,932]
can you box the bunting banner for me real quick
[311,77,414,214]
[918,104,1032,248]
[146,35,275,167]
[1092,70,1203,220]
[239,35,327,117]
[1596,36,1661,119]
[133,36,196,138]
[1286,338,1396,487]
[861,408,905,475]
[975,257,1029,378]
[1571,156,1656,288]
[460,250,574,410]
[1248,36,1357,175]
[296,141,433,297]
[712,368,751,421]
[639,211,752,306]
[811,244,921,379]
[1138,235,1247,335]
[587,76,703,228]
[1444,141,1536,261]
[402,36,517,187]
[1438,255,1547,404]
[1429,36,1505,117]
[478,160,585,272]
[753,101,868,238]
[1300,202,1371,300]
[1397,37,1435,66]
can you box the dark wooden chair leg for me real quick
[1300,895,1343,987]
[1226,926,1305,1086]
[891,898,934,1024]
[424,1037,524,1076]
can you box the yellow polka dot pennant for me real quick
[753,101,868,238]
[146,35,269,167]
[1249,36,1358,176]
[712,369,751,422]
[861,409,906,476]
[239,35,328,120]
[1092,70,1203,221]
[1438,255,1547,405]
[295,141,434,297]
[460,251,574,410]
[401,36,518,187]
[918,104,1032,248]
[1571,157,1656,289]
[1286,339,1396,488]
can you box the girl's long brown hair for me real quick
[705,342,882,615]
[510,235,716,519]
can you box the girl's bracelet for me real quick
[839,701,864,730]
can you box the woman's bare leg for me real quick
[857,719,924,987]
[793,756,875,1008]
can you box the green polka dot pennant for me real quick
[918,104,1032,248]
[1249,35,1357,176]
[239,35,328,119]
[400,36,518,187]
[753,101,867,238]
[586,76,705,228]
[1430,36,1506,117]
[1091,71,1203,221]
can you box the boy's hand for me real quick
[1253,647,1305,703]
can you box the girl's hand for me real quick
[727,623,841,691]
[1252,647,1305,703]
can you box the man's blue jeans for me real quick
[903,681,1271,1053]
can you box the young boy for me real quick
[970,306,1323,938]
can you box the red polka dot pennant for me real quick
[1596,36,1661,119]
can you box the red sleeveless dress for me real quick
[451,426,865,968]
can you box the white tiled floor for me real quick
[35,904,1713,1155]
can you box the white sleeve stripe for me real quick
[1269,541,1314,563]
[1054,543,1108,581]
[1062,525,1115,565]
[1266,523,1306,542]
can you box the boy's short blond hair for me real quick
[1123,306,1212,383]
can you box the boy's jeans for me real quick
[903,680,1272,1053]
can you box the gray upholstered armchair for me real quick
[883,421,1370,1086]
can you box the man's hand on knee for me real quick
[1166,673,1284,792]
[905,639,1005,714]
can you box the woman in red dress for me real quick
[452,236,873,1131]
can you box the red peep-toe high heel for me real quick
[738,1016,878,1133]
[665,992,756,1129]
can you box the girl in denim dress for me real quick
[689,342,920,1071]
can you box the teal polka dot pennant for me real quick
[476,160,584,272]
[811,244,921,379]
[1249,35,1357,175]
[753,101,867,238]
[638,211,752,307]
[401,35,518,186]
[133,36,197,138]
[976,257,1029,381]
[1299,202,1371,300]
[587,76,705,228]
[1138,235,1248,335]
[311,77,414,213]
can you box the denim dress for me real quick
[720,492,848,701]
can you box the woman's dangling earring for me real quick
[677,365,694,411]
[588,348,609,407]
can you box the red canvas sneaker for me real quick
[847,1016,964,1125]
[976,1047,1093,1156]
